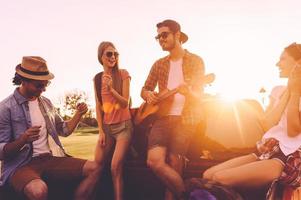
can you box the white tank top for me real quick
[263,86,301,155]
[167,59,185,115]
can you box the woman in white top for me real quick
[203,42,301,188]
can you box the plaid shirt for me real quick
[142,50,205,125]
[279,150,301,188]
[257,138,301,188]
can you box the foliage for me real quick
[57,90,98,127]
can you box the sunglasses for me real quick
[31,80,51,89]
[155,31,172,40]
[105,51,119,58]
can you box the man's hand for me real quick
[146,91,159,105]
[20,126,41,143]
[76,102,88,116]
[178,83,190,96]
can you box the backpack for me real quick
[189,188,217,200]
[184,178,244,200]
[94,72,104,105]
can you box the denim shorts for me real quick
[148,116,196,156]
[253,144,287,166]
[102,120,133,140]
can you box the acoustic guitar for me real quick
[133,88,179,126]
[134,73,216,126]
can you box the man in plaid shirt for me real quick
[141,19,205,200]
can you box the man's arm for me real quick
[0,105,40,160]
[189,57,205,99]
[141,62,160,104]
[178,56,205,99]
[65,103,88,135]
[3,126,41,159]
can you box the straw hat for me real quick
[15,56,54,80]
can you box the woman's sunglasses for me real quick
[155,31,172,40]
[105,51,119,58]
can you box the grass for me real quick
[60,127,99,160]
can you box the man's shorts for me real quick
[148,115,196,157]
[9,154,86,194]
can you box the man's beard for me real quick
[161,40,176,51]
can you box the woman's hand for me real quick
[288,66,301,95]
[103,74,113,92]
[257,138,279,154]
[98,132,106,147]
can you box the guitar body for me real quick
[134,102,159,126]
[134,89,175,126]
[134,73,215,126]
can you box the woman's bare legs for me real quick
[203,154,257,180]
[110,138,131,200]
[203,154,284,188]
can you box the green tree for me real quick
[63,90,89,118]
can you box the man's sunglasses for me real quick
[105,51,119,58]
[155,31,172,40]
[31,80,51,89]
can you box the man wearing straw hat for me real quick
[0,56,100,200]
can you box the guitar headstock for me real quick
[204,73,215,85]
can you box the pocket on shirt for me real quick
[11,114,26,123]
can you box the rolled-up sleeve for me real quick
[54,109,70,137]
[0,105,12,160]
[142,62,158,92]
[192,56,205,89]
[42,97,70,137]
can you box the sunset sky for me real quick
[1,0,301,108]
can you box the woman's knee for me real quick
[111,162,123,177]
[202,168,214,180]
[24,179,48,200]
[211,171,232,186]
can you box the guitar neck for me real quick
[158,88,178,102]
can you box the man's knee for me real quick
[147,157,165,172]
[24,179,48,200]
[84,161,102,177]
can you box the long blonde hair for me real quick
[97,41,122,95]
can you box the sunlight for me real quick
[218,91,243,104]
[232,103,246,146]
[203,98,264,149]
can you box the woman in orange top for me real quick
[94,41,133,200]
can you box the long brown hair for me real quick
[285,42,301,61]
[97,41,122,95]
